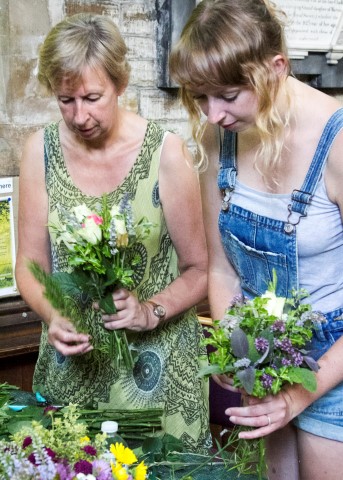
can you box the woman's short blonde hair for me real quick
[38,13,130,93]
[169,0,291,176]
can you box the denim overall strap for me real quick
[286,108,343,230]
[217,130,237,211]
[217,129,298,298]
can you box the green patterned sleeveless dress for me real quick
[32,121,211,452]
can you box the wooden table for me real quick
[0,297,41,390]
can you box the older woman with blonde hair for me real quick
[16,13,211,452]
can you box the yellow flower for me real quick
[110,442,137,465]
[134,461,148,480]
[111,461,129,480]
[79,436,90,445]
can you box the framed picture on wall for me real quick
[0,178,17,297]
[156,0,197,88]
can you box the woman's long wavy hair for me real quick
[169,0,291,179]
[38,13,130,94]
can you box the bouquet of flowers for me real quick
[0,404,148,480]
[201,273,321,396]
[29,194,155,369]
[199,271,323,478]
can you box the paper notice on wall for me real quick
[275,0,343,50]
[0,178,17,297]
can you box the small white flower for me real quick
[110,204,120,216]
[261,290,286,318]
[220,313,240,330]
[73,204,93,222]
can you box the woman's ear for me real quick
[271,54,288,76]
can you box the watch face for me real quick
[153,304,166,318]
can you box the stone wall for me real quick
[0,0,190,177]
[1,0,343,178]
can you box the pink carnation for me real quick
[87,214,103,225]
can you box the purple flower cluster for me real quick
[229,294,246,308]
[255,337,269,353]
[271,320,286,333]
[274,338,291,352]
[16,434,110,480]
[274,338,304,367]
[261,373,273,389]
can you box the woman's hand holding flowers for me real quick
[102,288,160,331]
[47,314,93,356]
[225,388,297,439]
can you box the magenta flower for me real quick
[74,459,93,475]
[82,444,97,456]
[28,452,37,465]
[44,447,56,459]
[22,436,33,449]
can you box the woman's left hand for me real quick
[101,288,159,331]
[225,389,295,439]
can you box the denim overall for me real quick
[217,108,343,440]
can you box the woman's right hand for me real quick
[47,315,93,356]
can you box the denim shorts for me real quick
[293,307,343,441]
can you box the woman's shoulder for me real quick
[22,127,45,156]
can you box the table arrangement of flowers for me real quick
[0,402,148,480]
[199,271,322,479]
[0,384,255,480]
[0,384,165,479]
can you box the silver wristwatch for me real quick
[146,301,166,321]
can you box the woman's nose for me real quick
[74,101,88,125]
[206,97,226,125]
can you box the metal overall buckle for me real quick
[221,187,233,211]
[284,205,305,234]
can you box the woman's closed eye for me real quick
[221,93,238,102]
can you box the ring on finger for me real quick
[265,414,271,426]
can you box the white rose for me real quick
[78,216,102,244]
[73,204,93,222]
[261,290,286,318]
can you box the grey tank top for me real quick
[231,175,343,312]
